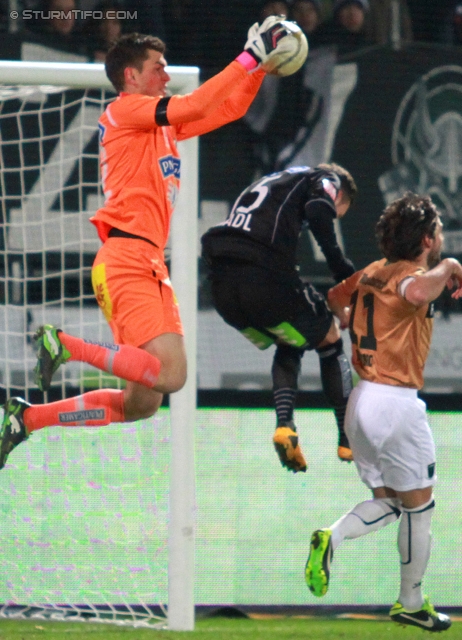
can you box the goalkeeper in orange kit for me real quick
[0,18,303,468]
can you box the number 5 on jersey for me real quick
[224,174,280,231]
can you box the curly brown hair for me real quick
[376,192,440,262]
[105,33,166,93]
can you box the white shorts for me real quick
[345,380,436,492]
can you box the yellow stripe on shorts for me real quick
[91,263,113,322]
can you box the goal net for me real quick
[0,61,198,630]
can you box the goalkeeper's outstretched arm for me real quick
[165,15,299,129]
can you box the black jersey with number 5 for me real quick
[201,166,355,282]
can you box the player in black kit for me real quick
[201,163,357,472]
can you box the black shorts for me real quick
[208,261,332,351]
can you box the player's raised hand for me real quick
[244,15,293,66]
[448,258,462,299]
[335,306,350,330]
[450,276,462,299]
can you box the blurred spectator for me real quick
[0,0,9,32]
[25,0,87,55]
[196,0,265,204]
[242,0,326,178]
[260,0,289,20]
[312,0,372,54]
[440,2,462,46]
[164,0,255,71]
[79,0,165,39]
[407,0,452,42]
[242,0,296,178]
[162,0,197,65]
[126,0,164,40]
[366,0,413,46]
[291,0,322,38]
[83,0,124,61]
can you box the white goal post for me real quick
[0,60,198,631]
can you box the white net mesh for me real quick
[0,85,116,397]
[0,84,175,628]
[0,411,170,628]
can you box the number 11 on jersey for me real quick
[349,290,377,367]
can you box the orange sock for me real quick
[59,332,161,388]
[24,389,125,432]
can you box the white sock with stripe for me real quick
[330,498,402,551]
[398,496,435,611]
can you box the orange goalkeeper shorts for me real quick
[91,237,184,347]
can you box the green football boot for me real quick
[0,397,30,469]
[390,596,451,632]
[34,324,71,391]
[305,528,333,597]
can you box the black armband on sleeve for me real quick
[155,96,171,126]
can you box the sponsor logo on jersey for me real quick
[159,155,181,179]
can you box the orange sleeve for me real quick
[175,69,266,140]
[106,94,158,128]
[103,61,251,129]
[104,63,264,136]
[328,270,364,307]
[166,61,260,125]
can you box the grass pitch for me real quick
[0,616,461,639]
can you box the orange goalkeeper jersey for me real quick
[91,62,265,249]
[330,259,434,389]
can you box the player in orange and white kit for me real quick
[305,193,462,632]
[0,21,300,466]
